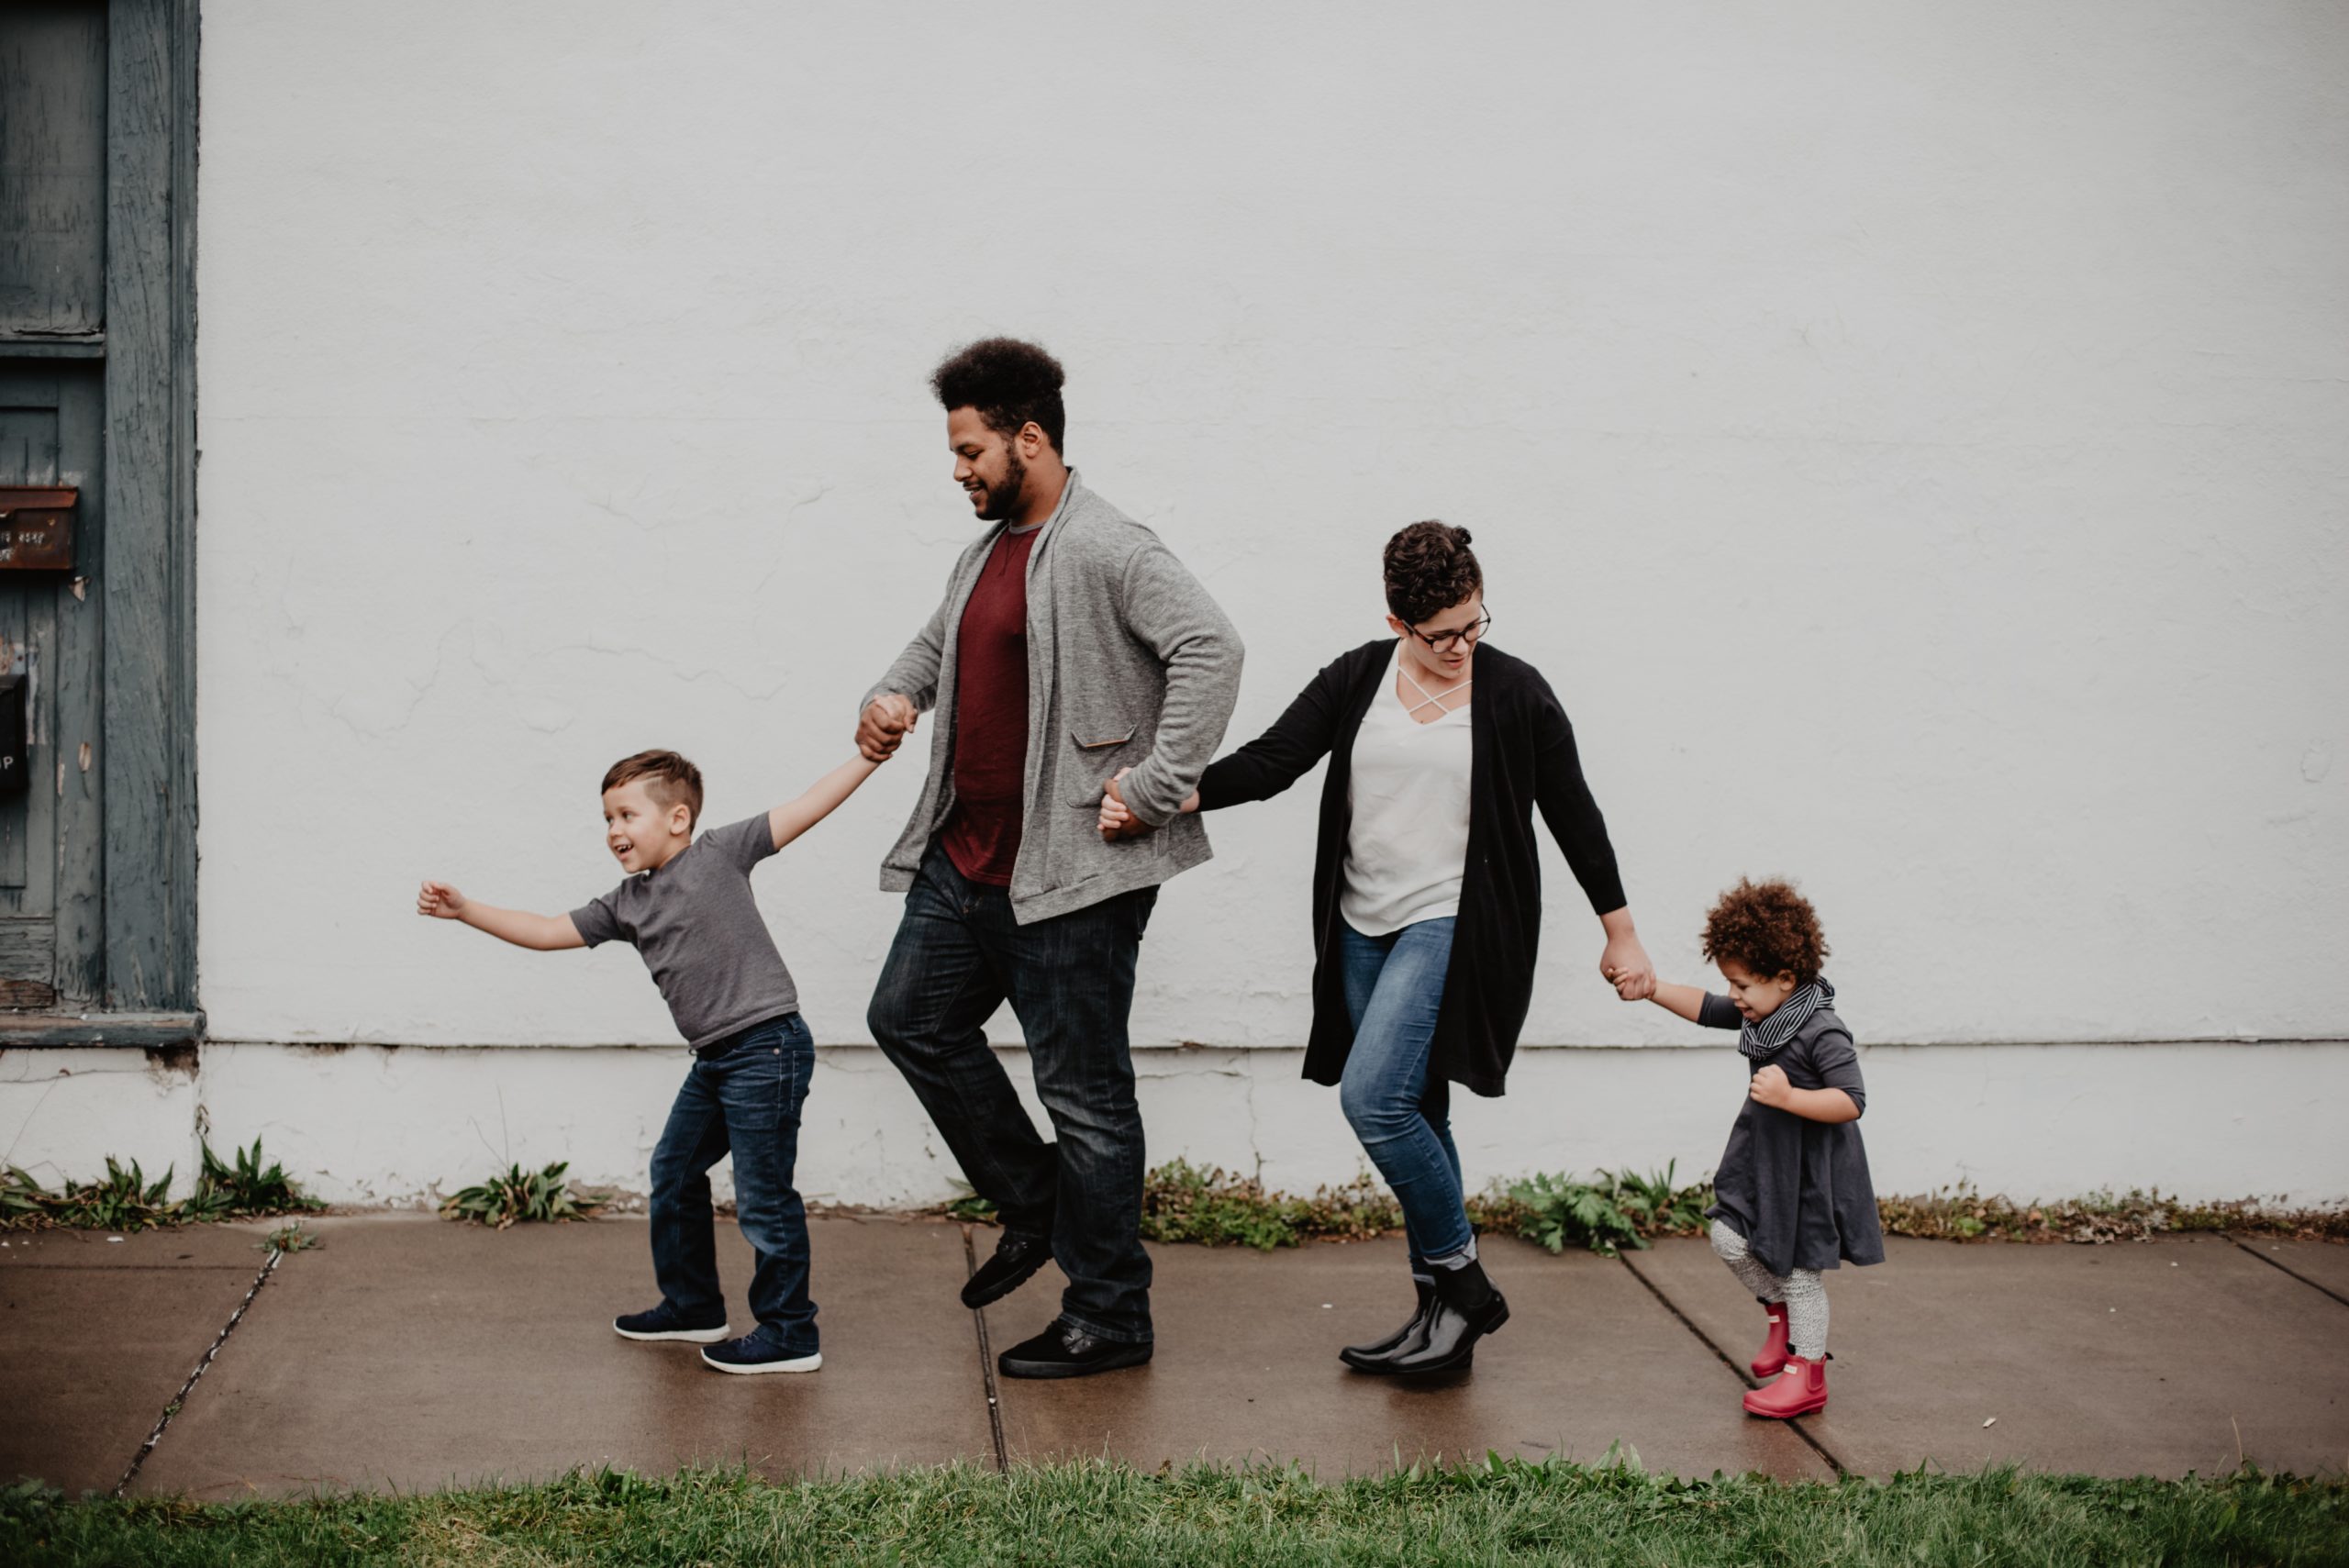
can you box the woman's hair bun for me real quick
[1382,520,1484,626]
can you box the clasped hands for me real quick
[1600,928,1657,1003]
[1096,767,1152,842]
[857,695,919,763]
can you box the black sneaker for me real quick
[996,1318,1152,1380]
[701,1327,822,1375]
[960,1229,1053,1309]
[613,1303,729,1344]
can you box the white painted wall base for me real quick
[6,1041,2342,1208]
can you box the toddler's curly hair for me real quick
[1701,878,1830,984]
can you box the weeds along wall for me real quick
[17,3,2347,1203]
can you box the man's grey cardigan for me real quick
[863,472,1244,924]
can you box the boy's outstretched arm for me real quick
[417,881,585,951]
[1645,981,1712,1024]
[767,755,884,851]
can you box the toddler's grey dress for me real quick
[1698,993,1884,1278]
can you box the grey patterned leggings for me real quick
[1710,1219,1828,1360]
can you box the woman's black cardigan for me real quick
[1197,639,1627,1098]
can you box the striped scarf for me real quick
[1740,978,1835,1062]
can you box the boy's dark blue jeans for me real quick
[648,1011,817,1355]
[868,843,1158,1344]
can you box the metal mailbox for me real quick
[0,677,23,798]
[0,487,78,571]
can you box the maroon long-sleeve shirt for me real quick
[940,526,1041,885]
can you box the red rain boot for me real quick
[1742,1354,1828,1419]
[1750,1301,1790,1379]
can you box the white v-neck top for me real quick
[1339,643,1474,937]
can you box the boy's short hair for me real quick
[601,749,704,828]
[931,337,1067,452]
[1702,878,1830,984]
[1383,521,1483,627]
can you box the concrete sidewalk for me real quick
[6,1216,2343,1498]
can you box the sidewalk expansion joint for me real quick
[2223,1232,2349,1310]
[962,1225,1009,1473]
[1614,1251,1846,1477]
[111,1243,288,1498]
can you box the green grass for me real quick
[4,1461,2343,1566]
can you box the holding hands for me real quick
[1097,769,1151,841]
[1599,920,1656,1003]
[857,695,919,763]
[1097,767,1202,842]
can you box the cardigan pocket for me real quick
[1063,722,1138,806]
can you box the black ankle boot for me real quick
[1387,1257,1508,1374]
[1339,1278,1437,1373]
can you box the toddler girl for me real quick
[1645,877,1882,1418]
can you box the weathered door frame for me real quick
[0,0,199,1046]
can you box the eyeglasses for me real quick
[1407,608,1492,652]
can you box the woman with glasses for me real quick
[1099,521,1653,1374]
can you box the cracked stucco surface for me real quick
[191,6,2346,1059]
[5,1041,2344,1206]
[131,3,2349,1206]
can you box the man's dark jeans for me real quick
[869,843,1158,1343]
[649,1012,817,1355]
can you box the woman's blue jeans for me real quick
[1337,917,1473,1268]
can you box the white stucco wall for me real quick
[26,3,2348,1202]
[6,1041,2345,1208]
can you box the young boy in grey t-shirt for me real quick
[418,747,879,1373]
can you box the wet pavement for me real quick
[1625,1235,2349,1480]
[4,1217,2343,1496]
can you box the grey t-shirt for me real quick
[569,814,799,1049]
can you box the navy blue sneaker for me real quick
[701,1326,821,1375]
[613,1303,729,1344]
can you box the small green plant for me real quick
[1501,1164,1714,1258]
[0,1157,181,1232]
[941,1182,998,1223]
[0,1165,51,1228]
[188,1137,328,1221]
[262,1222,319,1253]
[440,1162,607,1229]
[1,1138,325,1232]
[1142,1159,1321,1250]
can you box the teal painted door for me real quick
[1,2,126,1010]
[0,367,105,1007]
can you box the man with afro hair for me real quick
[858,338,1243,1380]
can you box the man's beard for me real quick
[976,450,1027,523]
